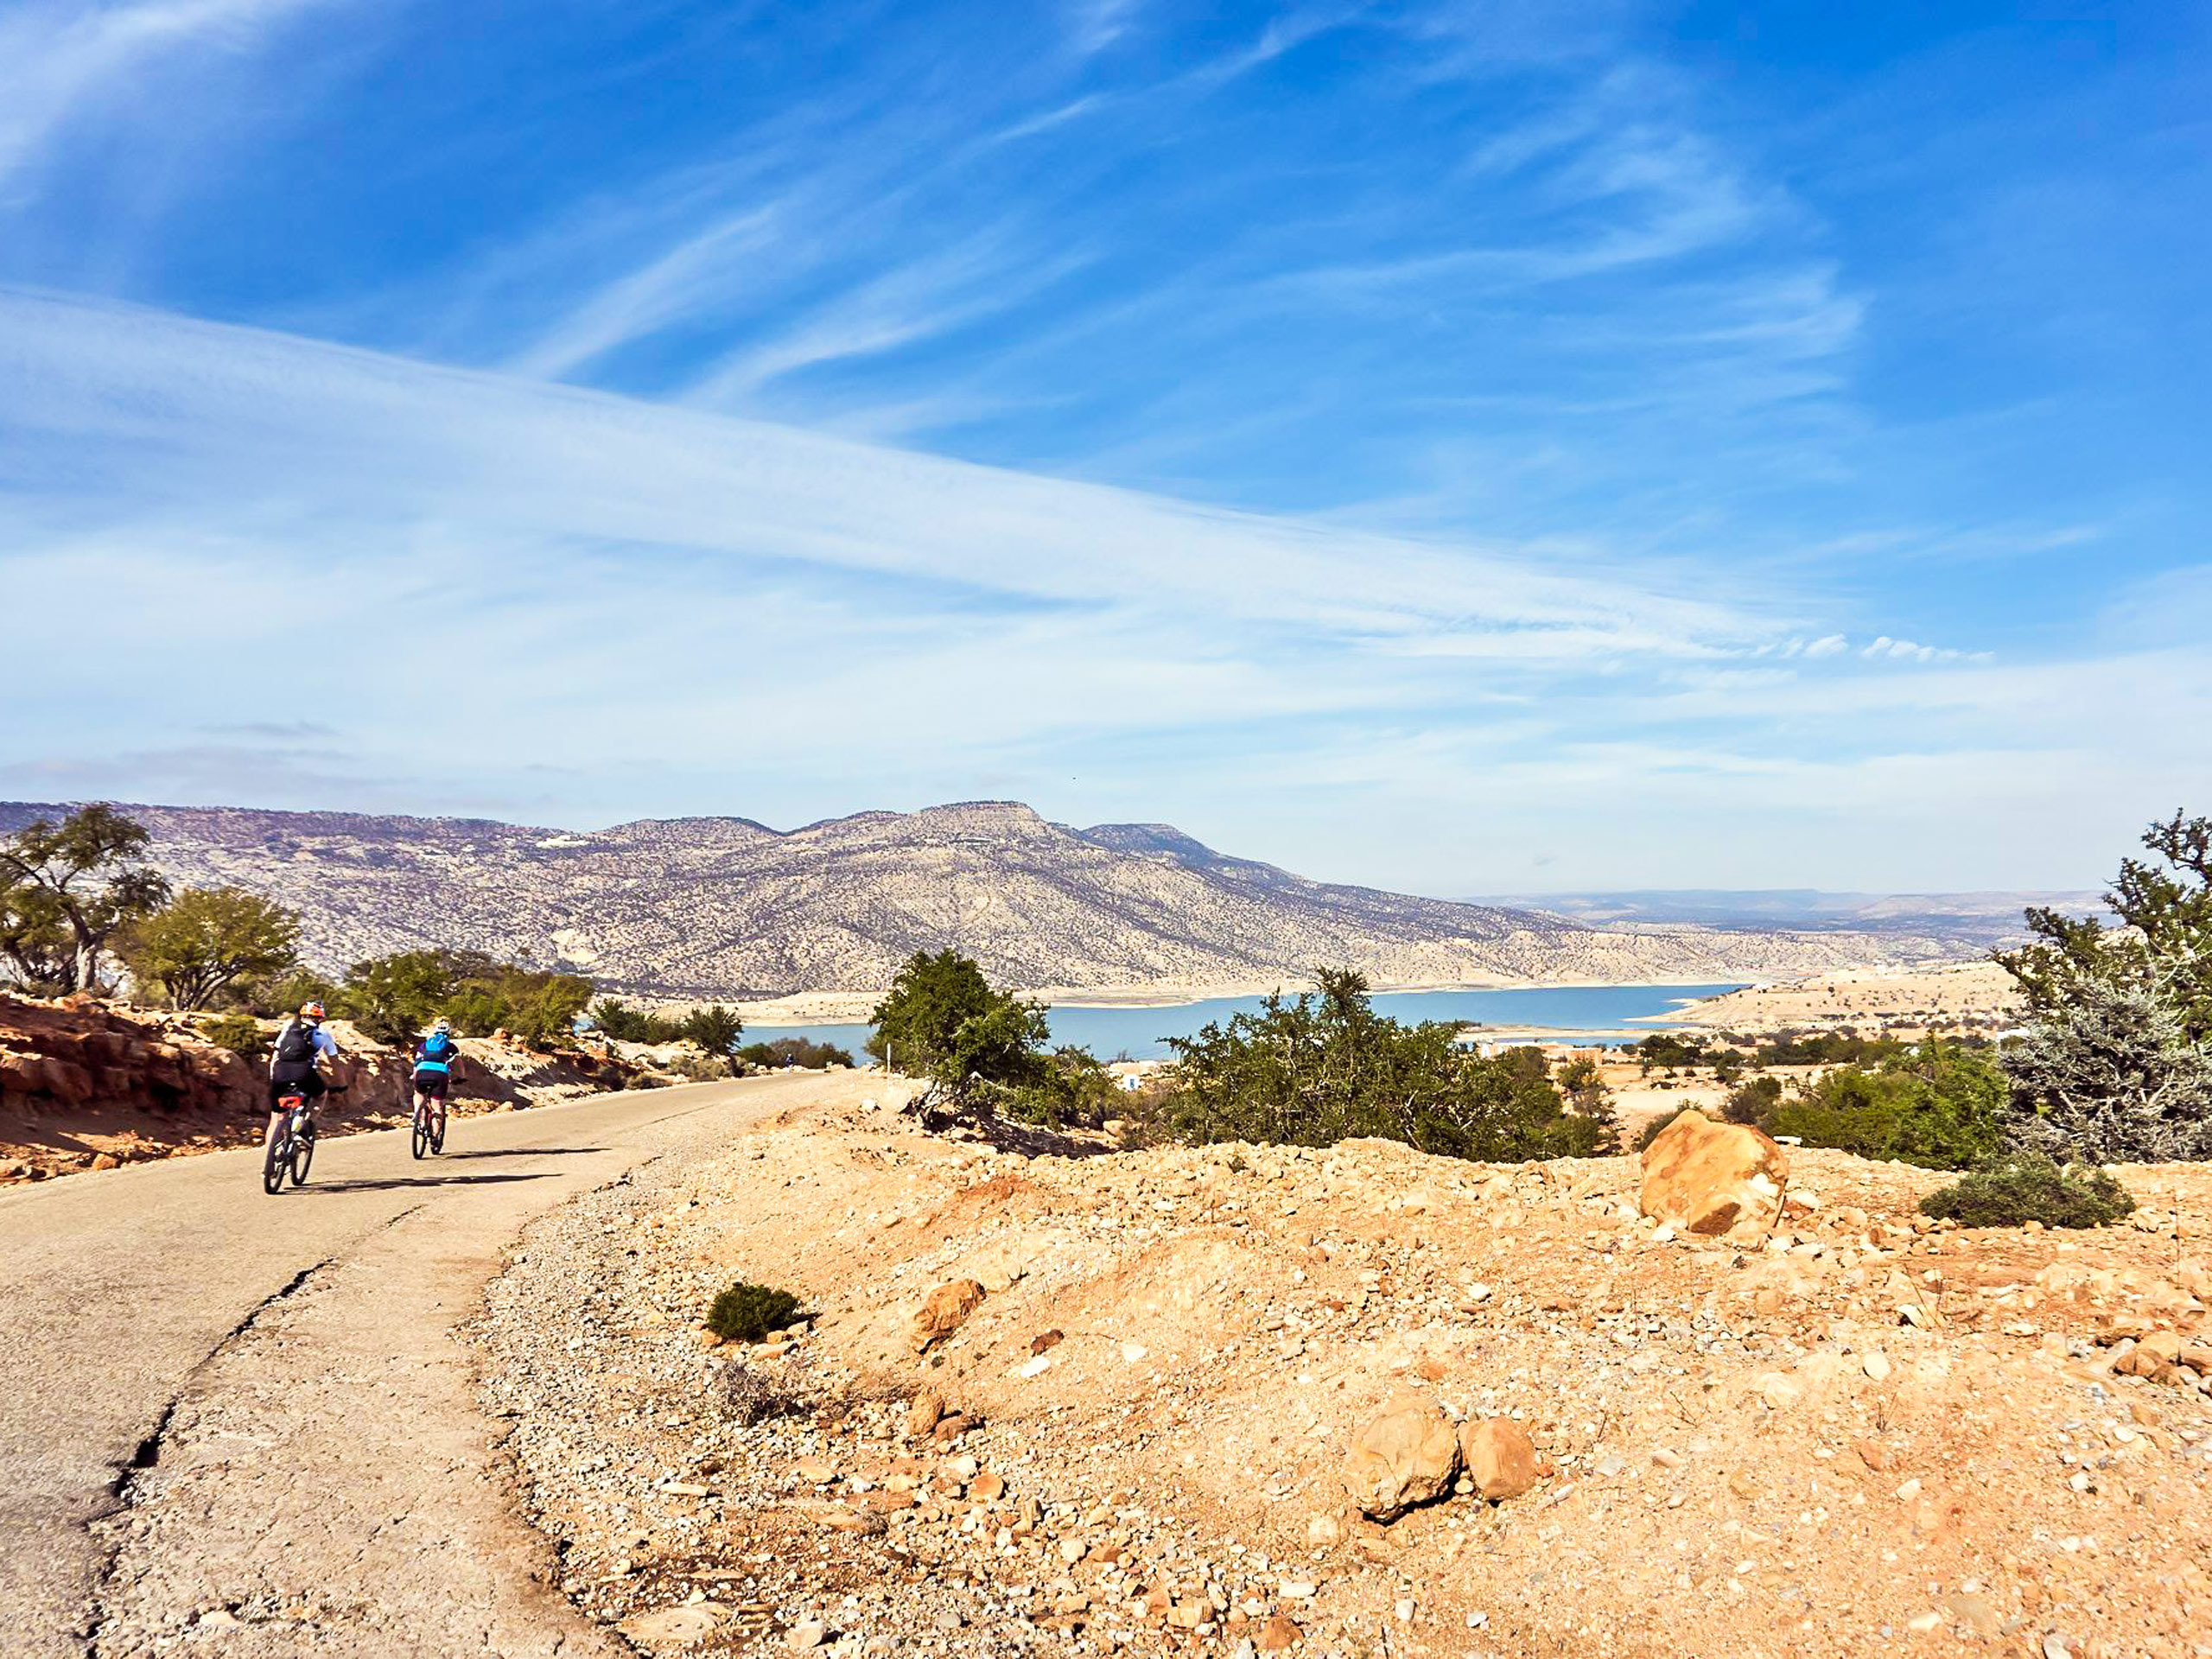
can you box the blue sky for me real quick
[1,0,2206,893]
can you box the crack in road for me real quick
[76,1205,427,1656]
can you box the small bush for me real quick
[717,1357,814,1426]
[197,1013,266,1058]
[1764,1039,2004,1170]
[1721,1075,1783,1128]
[706,1281,803,1344]
[737,1036,857,1070]
[1918,1154,2136,1230]
[667,1052,733,1083]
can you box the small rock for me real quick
[910,1280,985,1353]
[785,1619,828,1650]
[905,1387,945,1438]
[1342,1392,1460,1520]
[1460,1419,1542,1500]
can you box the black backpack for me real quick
[274,1020,318,1065]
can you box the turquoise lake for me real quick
[746,982,1746,1062]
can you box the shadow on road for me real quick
[435,1147,608,1160]
[296,1172,562,1193]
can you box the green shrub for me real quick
[1918,1154,2136,1229]
[1751,1030,1910,1068]
[1156,970,1606,1161]
[334,950,593,1046]
[973,1044,1121,1128]
[591,997,685,1044]
[706,1281,803,1344]
[1721,1075,1783,1128]
[198,1013,266,1058]
[667,1052,733,1083]
[682,1004,745,1057]
[738,1036,857,1070]
[1764,1039,2004,1170]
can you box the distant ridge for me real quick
[1,799,1989,998]
[1478,887,2093,942]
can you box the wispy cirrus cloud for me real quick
[0,0,328,190]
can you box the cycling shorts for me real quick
[266,1071,327,1114]
[412,1068,451,1100]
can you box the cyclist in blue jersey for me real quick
[410,1018,466,1142]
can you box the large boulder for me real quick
[1459,1418,1541,1500]
[909,1279,987,1353]
[1341,1391,1460,1521]
[1640,1110,1789,1238]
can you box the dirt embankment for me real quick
[1677,962,2023,1037]
[0,993,656,1184]
[475,1095,2212,1658]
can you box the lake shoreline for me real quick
[729,973,1775,1027]
[725,982,1753,1062]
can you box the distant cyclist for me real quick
[410,1017,465,1142]
[267,1000,340,1151]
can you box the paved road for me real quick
[0,1071,876,1656]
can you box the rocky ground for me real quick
[474,1096,2212,1658]
[0,992,656,1184]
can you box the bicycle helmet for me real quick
[300,1000,327,1020]
[432,1017,452,1034]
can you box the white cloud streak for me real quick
[0,0,326,190]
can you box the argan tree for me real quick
[868,948,1110,1126]
[681,1003,745,1057]
[1155,968,1607,1160]
[118,887,302,1011]
[1998,810,2212,1160]
[0,805,171,993]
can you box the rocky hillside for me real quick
[475,1087,2212,1656]
[3,800,1980,998]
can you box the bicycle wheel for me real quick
[263,1132,289,1195]
[410,1104,429,1160]
[290,1121,315,1186]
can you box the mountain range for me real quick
[1,800,2009,999]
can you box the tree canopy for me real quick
[338,949,593,1046]
[681,1004,745,1057]
[118,887,301,1011]
[1997,810,2212,1161]
[868,949,1113,1126]
[0,805,171,994]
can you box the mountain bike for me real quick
[263,1084,340,1194]
[410,1089,448,1159]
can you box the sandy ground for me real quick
[1675,963,2021,1037]
[475,1094,2212,1659]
